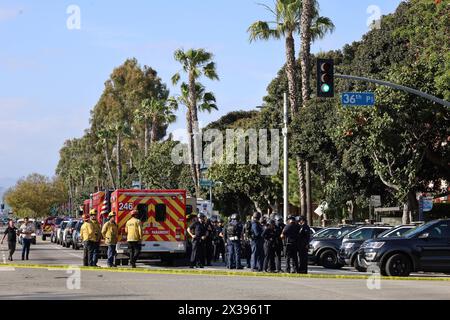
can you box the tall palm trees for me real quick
[172,48,219,196]
[248,0,334,217]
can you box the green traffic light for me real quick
[321,84,330,93]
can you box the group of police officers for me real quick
[187,212,311,274]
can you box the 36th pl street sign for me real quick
[342,92,375,107]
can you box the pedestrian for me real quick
[125,210,143,268]
[274,215,285,273]
[19,217,35,261]
[187,213,207,268]
[90,210,102,267]
[224,214,244,269]
[250,212,264,272]
[297,216,311,274]
[80,214,96,267]
[102,212,119,268]
[243,216,252,268]
[1,220,18,261]
[213,218,226,263]
[281,216,300,273]
[262,219,277,272]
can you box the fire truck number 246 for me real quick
[118,203,134,211]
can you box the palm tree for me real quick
[172,48,219,196]
[248,0,334,216]
[134,97,177,157]
[96,128,117,189]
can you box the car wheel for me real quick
[385,254,411,277]
[320,250,341,269]
[353,258,367,273]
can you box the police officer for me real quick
[102,212,119,268]
[242,216,252,268]
[213,218,226,263]
[297,216,311,274]
[125,210,143,268]
[80,214,96,267]
[274,215,285,273]
[282,216,300,273]
[203,217,215,266]
[90,210,102,267]
[250,212,264,272]
[262,219,276,272]
[224,214,243,269]
[188,213,207,268]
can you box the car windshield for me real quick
[404,221,439,239]
[337,227,355,239]
[313,228,338,238]
[346,228,375,240]
[379,226,414,238]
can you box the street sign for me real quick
[342,92,375,107]
[200,179,214,188]
[370,195,382,208]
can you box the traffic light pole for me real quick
[336,74,450,108]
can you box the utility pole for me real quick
[283,93,289,223]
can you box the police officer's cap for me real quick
[274,215,282,221]
[298,216,307,222]
[269,219,276,225]
[199,213,206,219]
[287,215,296,221]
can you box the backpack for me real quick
[227,222,237,237]
[244,221,253,239]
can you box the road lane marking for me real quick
[2,263,450,282]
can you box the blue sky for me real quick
[0,0,403,189]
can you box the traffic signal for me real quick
[317,58,334,98]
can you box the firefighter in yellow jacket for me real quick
[90,210,102,267]
[80,215,96,266]
[102,212,119,268]
[125,210,143,268]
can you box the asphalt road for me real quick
[1,230,450,300]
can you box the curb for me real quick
[1,263,450,282]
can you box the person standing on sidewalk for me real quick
[19,217,35,261]
[102,212,119,268]
[90,210,102,267]
[80,215,96,266]
[1,220,18,261]
[125,210,143,268]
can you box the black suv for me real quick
[358,219,450,277]
[308,226,358,269]
[339,226,392,272]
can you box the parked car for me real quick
[50,217,64,243]
[339,226,392,271]
[16,219,37,245]
[72,220,84,250]
[310,227,324,234]
[62,220,79,248]
[308,225,358,269]
[312,227,340,239]
[357,219,450,277]
[56,221,69,245]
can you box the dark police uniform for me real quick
[189,221,207,268]
[251,221,264,271]
[213,224,225,262]
[203,220,214,266]
[282,222,300,273]
[262,225,276,272]
[297,223,311,273]
[243,220,252,268]
[224,221,243,269]
[3,226,18,260]
[274,222,285,272]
